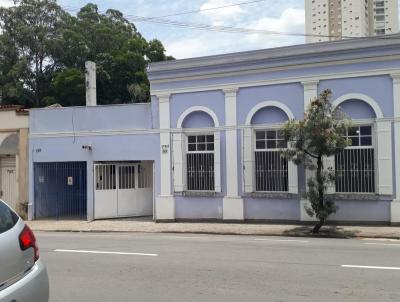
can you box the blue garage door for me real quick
[34,162,87,219]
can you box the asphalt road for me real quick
[36,232,400,302]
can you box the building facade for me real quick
[0,106,29,212]
[29,35,400,224]
[305,0,399,43]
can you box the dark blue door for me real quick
[34,162,87,219]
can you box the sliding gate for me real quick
[94,162,153,219]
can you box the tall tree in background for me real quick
[282,90,351,233]
[0,0,66,107]
[0,0,173,107]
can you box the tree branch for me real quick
[301,148,319,159]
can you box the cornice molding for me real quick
[156,93,171,103]
[152,68,399,96]
[301,80,319,88]
[391,73,400,84]
[223,87,238,97]
[148,34,400,75]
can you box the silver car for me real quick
[0,200,49,302]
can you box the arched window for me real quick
[243,101,297,194]
[331,93,392,195]
[173,107,221,193]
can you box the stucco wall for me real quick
[29,104,160,220]
[0,110,29,210]
[0,110,29,130]
[29,37,400,223]
[152,61,398,223]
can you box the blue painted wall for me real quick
[30,41,399,223]
[29,104,161,220]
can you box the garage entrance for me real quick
[34,162,87,219]
[94,161,153,219]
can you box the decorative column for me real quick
[302,81,319,110]
[155,93,175,221]
[300,81,319,221]
[391,73,400,224]
[222,88,244,221]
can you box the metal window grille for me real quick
[95,164,116,190]
[255,130,288,192]
[187,135,215,191]
[335,126,375,193]
[138,165,152,189]
[119,166,135,189]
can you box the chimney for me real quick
[85,61,97,106]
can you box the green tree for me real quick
[0,0,67,107]
[0,34,31,105]
[282,90,351,233]
[146,39,168,62]
[0,1,173,107]
[52,68,85,106]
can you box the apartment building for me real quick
[305,0,399,43]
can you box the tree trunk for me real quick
[313,155,325,234]
[312,218,325,234]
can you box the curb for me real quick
[29,227,400,240]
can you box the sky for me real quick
[1,0,400,59]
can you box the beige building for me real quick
[0,105,29,213]
[305,0,399,43]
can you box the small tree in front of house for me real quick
[282,90,351,233]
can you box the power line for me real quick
[141,0,269,20]
[61,0,269,21]
[60,5,342,39]
[61,5,400,41]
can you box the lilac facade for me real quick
[29,35,400,223]
[148,35,400,224]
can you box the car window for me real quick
[0,201,19,234]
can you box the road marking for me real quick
[361,238,400,242]
[54,249,158,257]
[254,238,309,243]
[364,243,400,247]
[341,265,400,270]
[163,236,212,240]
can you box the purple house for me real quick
[29,35,400,224]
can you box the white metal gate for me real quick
[94,162,153,219]
[0,157,18,210]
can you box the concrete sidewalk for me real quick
[27,219,400,239]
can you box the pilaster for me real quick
[390,73,400,223]
[301,80,319,110]
[156,93,175,220]
[300,81,319,222]
[222,88,244,221]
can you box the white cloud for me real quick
[166,37,213,59]
[0,0,13,7]
[200,0,245,25]
[245,8,305,46]
[165,7,305,59]
[247,8,304,39]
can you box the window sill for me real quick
[182,191,220,197]
[332,193,383,201]
[249,192,298,199]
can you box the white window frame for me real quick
[331,94,392,196]
[185,133,216,192]
[334,122,377,194]
[253,128,289,193]
[243,123,298,194]
[174,107,221,194]
[173,130,221,194]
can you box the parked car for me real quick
[0,200,49,302]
